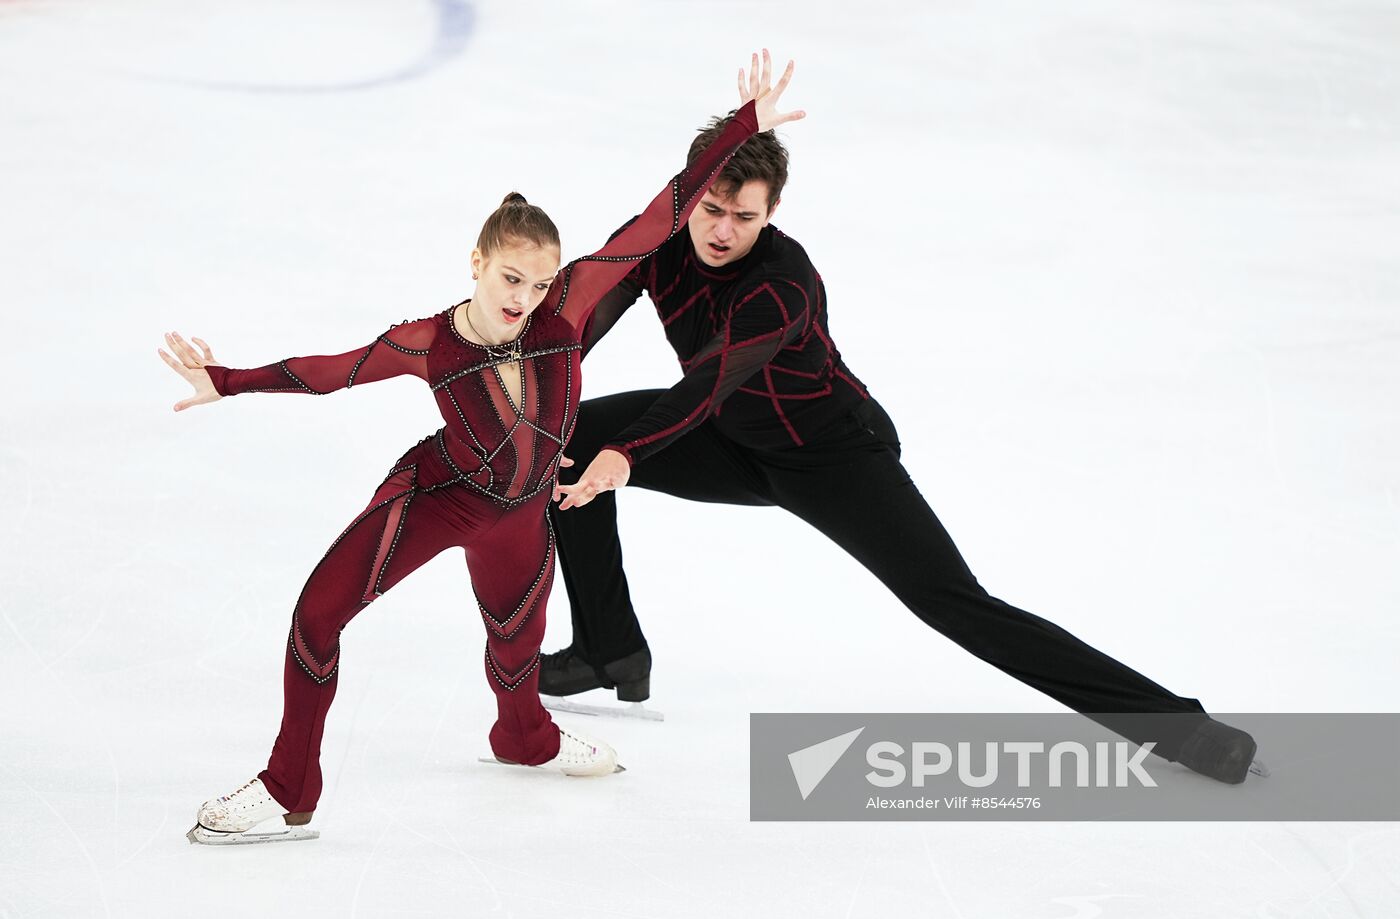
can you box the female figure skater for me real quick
[161,54,804,845]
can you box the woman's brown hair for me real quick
[475,192,561,257]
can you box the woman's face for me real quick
[469,241,560,337]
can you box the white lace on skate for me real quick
[187,777,318,845]
[542,726,620,775]
[480,725,625,775]
[197,778,284,832]
[485,726,622,775]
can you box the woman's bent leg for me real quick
[465,492,560,765]
[259,467,471,812]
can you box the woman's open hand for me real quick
[553,449,630,511]
[158,331,223,412]
[738,48,804,133]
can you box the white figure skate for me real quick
[186,778,318,845]
[480,724,625,775]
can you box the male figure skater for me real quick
[544,52,1258,783]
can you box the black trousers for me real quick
[550,390,1210,759]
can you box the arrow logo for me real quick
[787,727,865,800]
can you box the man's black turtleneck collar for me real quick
[683,224,773,281]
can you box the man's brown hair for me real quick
[686,111,789,213]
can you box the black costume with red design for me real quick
[550,217,1216,761]
[579,223,869,464]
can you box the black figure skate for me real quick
[539,646,662,722]
[1176,719,1270,783]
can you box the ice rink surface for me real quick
[2,0,1399,915]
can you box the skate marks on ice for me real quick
[116,0,476,95]
[912,822,1400,919]
[0,760,115,918]
[1249,825,1400,919]
[1045,894,1146,918]
[542,695,665,722]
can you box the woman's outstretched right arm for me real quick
[158,318,435,412]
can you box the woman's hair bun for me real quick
[476,191,559,257]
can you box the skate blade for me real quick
[186,819,319,846]
[542,696,664,722]
[1248,759,1271,778]
[477,756,626,775]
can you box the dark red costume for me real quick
[203,102,760,814]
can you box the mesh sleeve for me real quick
[205,317,435,397]
[547,100,759,333]
[579,264,645,360]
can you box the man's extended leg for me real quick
[760,399,1219,762]
[546,389,772,694]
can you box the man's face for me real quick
[687,179,777,267]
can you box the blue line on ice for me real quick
[139,0,475,95]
